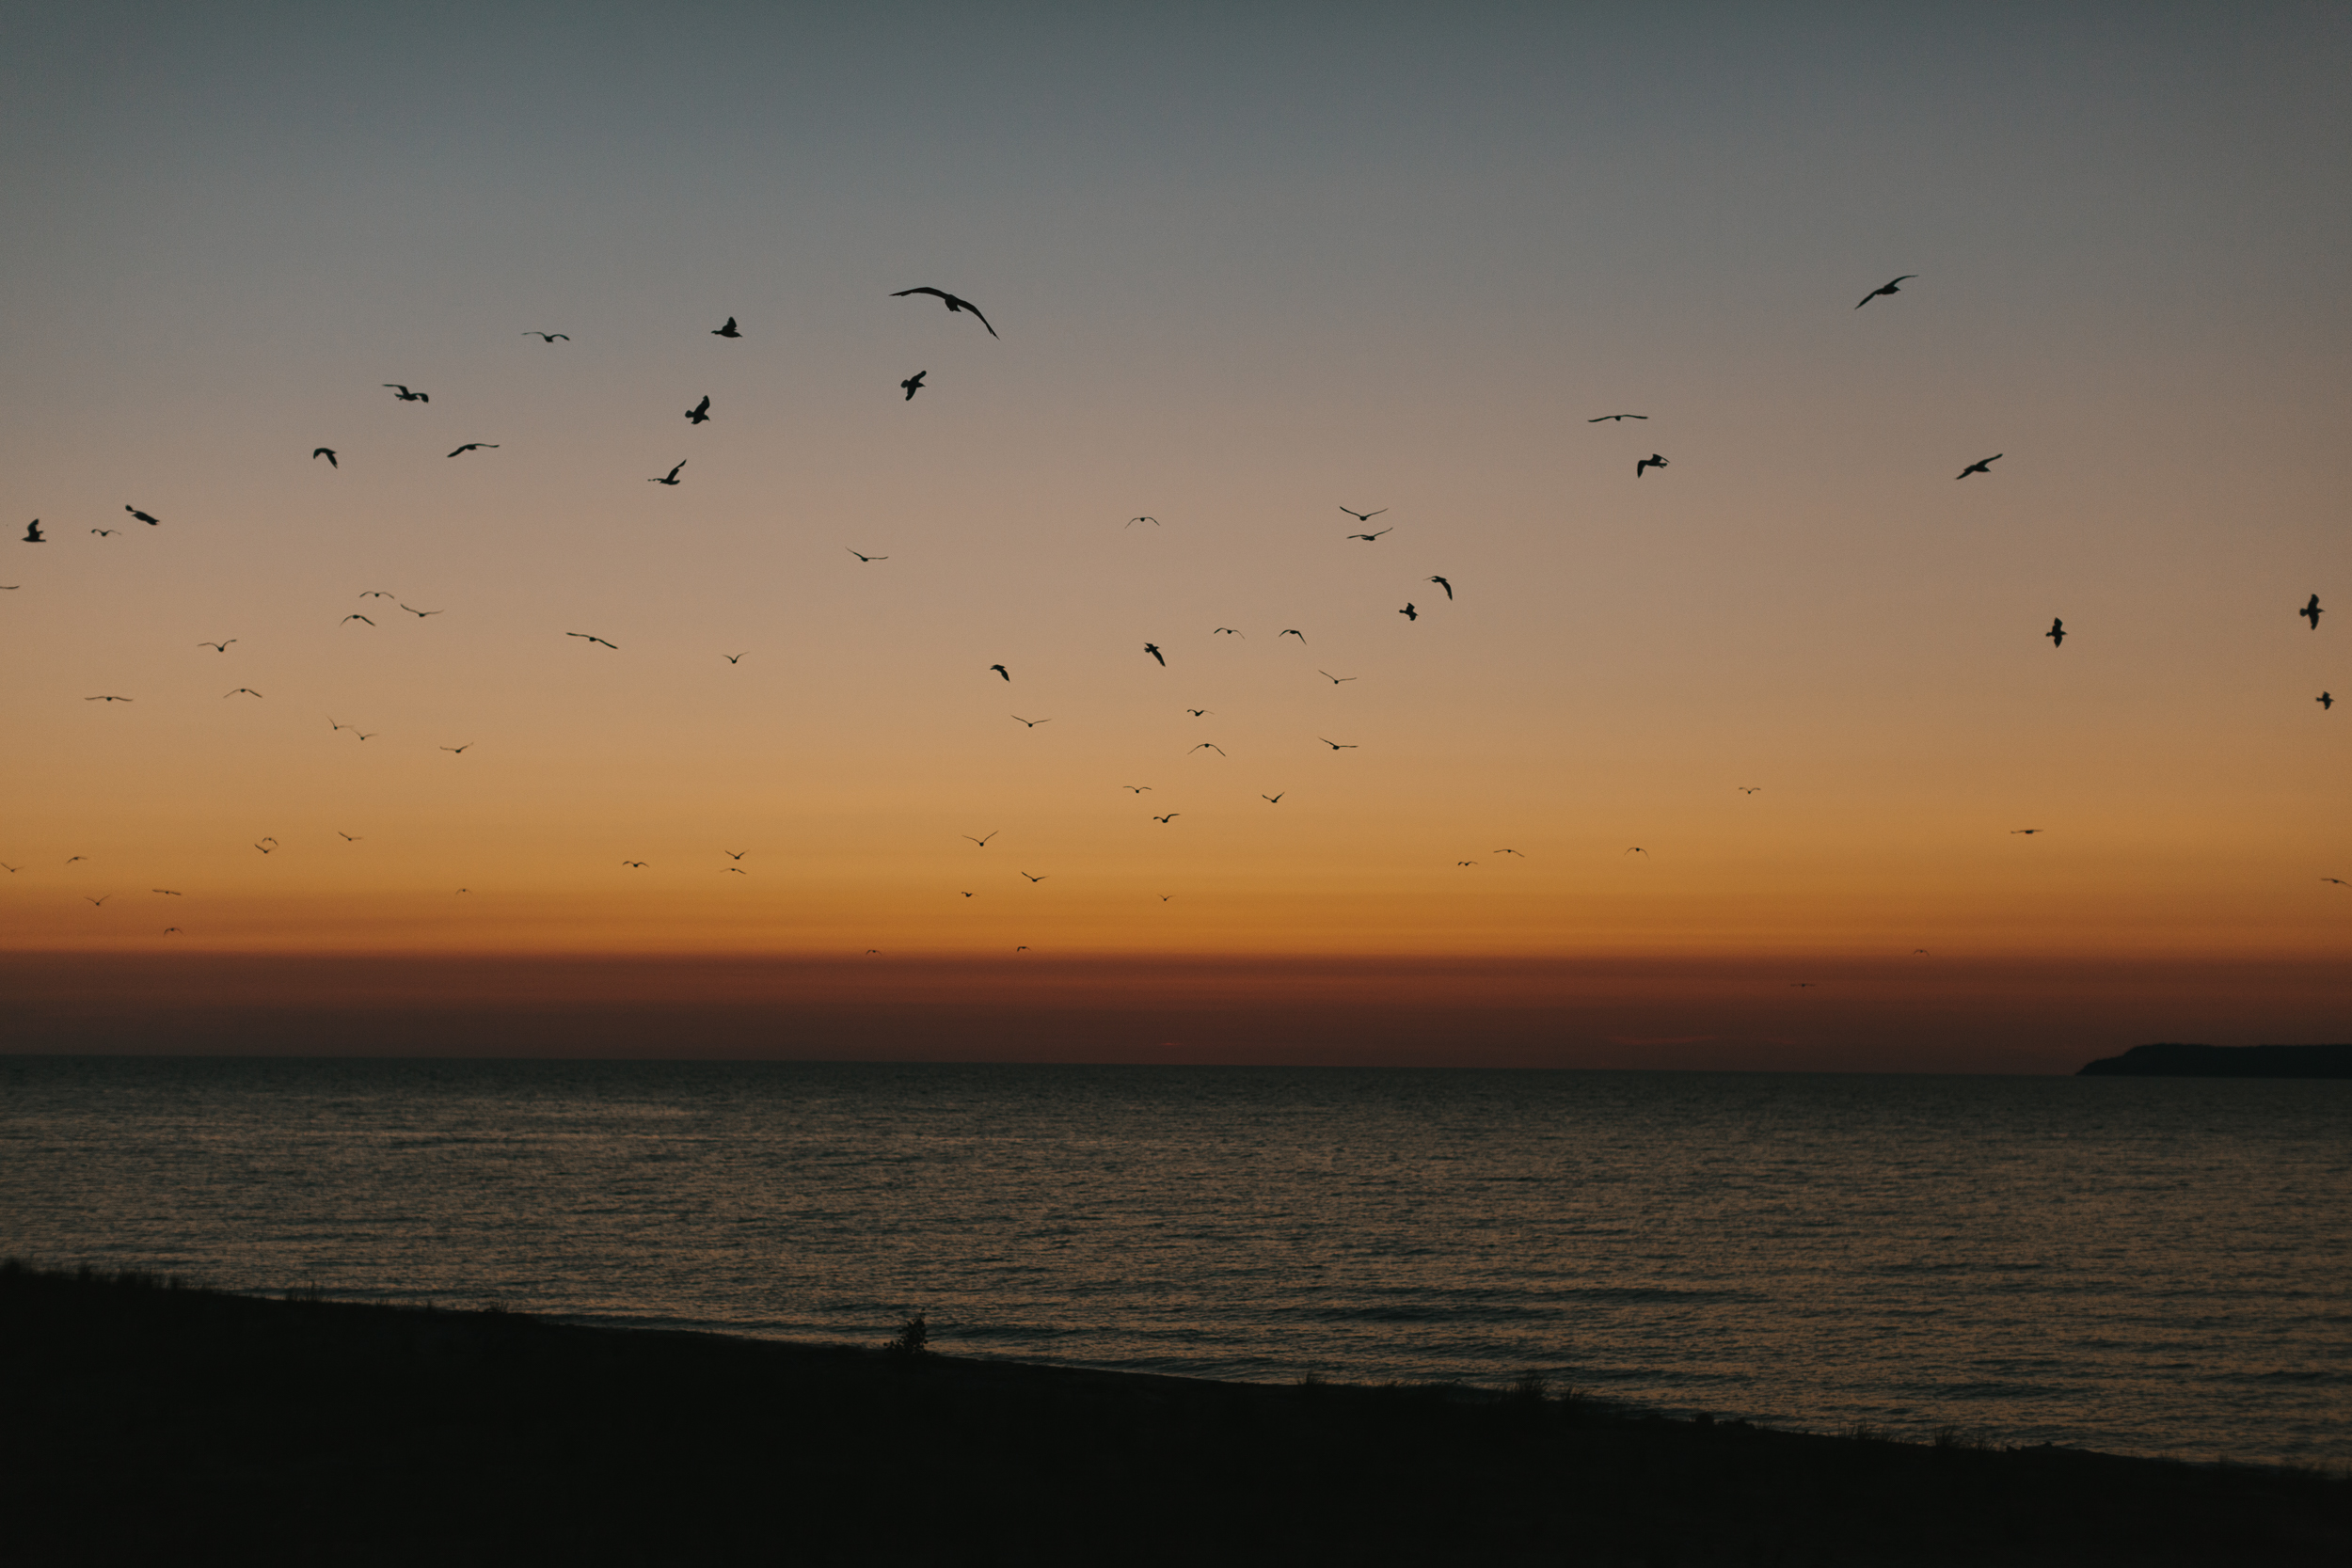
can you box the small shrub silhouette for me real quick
[882,1312,930,1358]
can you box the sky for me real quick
[5,4,2348,1065]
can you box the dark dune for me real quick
[2079,1042,2352,1078]
[3,1262,2343,1565]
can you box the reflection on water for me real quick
[3,1058,2344,1467]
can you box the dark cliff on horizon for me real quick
[2078,1043,2352,1079]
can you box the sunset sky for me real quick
[6,5,2348,1064]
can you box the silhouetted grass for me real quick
[2,1259,2344,1565]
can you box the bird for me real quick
[65,855,86,863]
[1399,603,1417,622]
[1340,507,1387,524]
[724,851,746,861]
[1263,793,1284,803]
[126,506,160,525]
[448,443,499,457]
[891,287,997,338]
[90,528,119,536]
[400,604,441,617]
[153,888,183,895]
[1428,576,1452,600]
[1956,454,2002,479]
[1318,672,1357,684]
[1010,715,1052,727]
[1213,627,1245,638]
[2321,692,2335,711]
[359,591,395,599]
[847,549,889,562]
[649,462,686,484]
[1280,629,1307,642]
[223,689,262,699]
[382,385,428,402]
[724,868,748,876]
[87,894,116,906]
[1737,786,1762,795]
[1346,528,1392,542]
[2010,829,2044,835]
[712,317,740,338]
[1855,275,1916,309]
[312,448,337,467]
[1635,454,1668,477]
[1152,814,1180,824]
[1625,847,1648,856]
[1587,414,1648,421]
[0,863,16,872]
[1319,737,1357,750]
[19,521,39,543]
[1494,849,1525,857]
[2300,594,2323,629]
[963,832,998,847]
[439,744,470,753]
[900,371,927,400]
[1019,872,1047,882]
[2323,878,2349,887]
[1120,785,1152,793]
[1015,945,1029,951]
[2046,618,2065,647]
[198,640,235,653]
[1184,708,1211,718]
[352,732,376,741]
[989,664,1010,681]
[328,719,353,731]
[337,832,362,842]
[723,652,746,664]
[84,694,134,702]
[961,891,975,897]
[1128,516,1158,527]
[1191,743,1226,756]
[163,927,179,934]
[1145,643,1165,666]
[1457,861,1478,866]
[253,842,274,854]
[568,633,618,649]
[342,614,373,626]
[685,396,711,424]
[522,332,568,342]
[622,861,647,868]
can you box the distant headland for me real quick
[2078,1042,2352,1079]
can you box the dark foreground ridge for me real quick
[4,1263,2344,1566]
[2078,1042,2352,1078]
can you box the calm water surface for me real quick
[4,1059,2345,1468]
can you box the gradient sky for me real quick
[5,5,2348,1061]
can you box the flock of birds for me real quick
[11,276,2345,943]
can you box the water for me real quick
[3,1058,2345,1468]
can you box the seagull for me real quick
[328,719,353,731]
[1428,576,1452,599]
[2300,594,2323,629]
[0,863,15,872]
[254,842,274,854]
[1191,743,1226,756]
[153,888,182,895]
[891,287,997,338]
[961,891,975,897]
[1494,849,1525,857]
[963,832,998,847]
[1318,672,1357,684]
[400,604,441,617]
[712,317,740,338]
[723,653,745,664]
[1399,603,1417,622]
[359,591,395,599]
[1263,793,1284,803]
[382,385,428,402]
[90,528,119,536]
[2323,878,2350,887]
[724,867,747,876]
[126,506,160,525]
[19,521,40,543]
[198,640,236,653]
[847,549,889,562]
[1625,847,1648,856]
[85,694,134,702]
[1340,507,1386,524]
[1738,786,1763,795]
[439,744,470,753]
[568,632,618,648]
[1019,871,1047,882]
[352,732,376,741]
[2320,692,2335,711]
[1128,516,1158,527]
[1152,814,1180,824]
[1346,528,1392,542]
[685,396,710,424]
[1855,275,1916,309]
[649,461,686,485]
[2010,829,2044,835]
[1587,414,1648,421]
[1010,715,1052,727]
[342,614,374,626]
[1956,454,2002,479]
[448,443,500,457]
[2046,618,2065,647]
[1457,861,1478,866]
[337,832,362,842]
[65,855,86,863]
[1145,642,1165,666]
[312,448,338,467]
[87,894,116,906]
[523,332,569,342]
[1121,785,1152,793]
[724,851,746,861]
[1280,629,1307,642]
[900,372,927,400]
[990,664,1010,681]
[1184,708,1212,718]
[223,689,262,699]
[163,927,179,934]
[622,860,647,868]
[1635,454,1668,477]
[1213,627,1244,638]
[1318,737,1357,750]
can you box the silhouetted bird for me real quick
[359,591,394,599]
[342,614,373,626]
[23,520,42,543]
[1319,737,1357,750]
[1494,849,1525,857]
[2319,691,2334,711]
[990,664,1010,681]
[1855,275,1916,309]
[382,385,428,402]
[400,604,440,617]
[1019,872,1047,882]
[1346,528,1391,541]
[337,832,362,842]
[1318,671,1356,684]
[2300,594,2323,629]
[1738,786,1762,794]
[523,332,569,341]
[622,860,647,868]
[1152,814,1180,824]
[686,396,710,424]
[1340,507,1386,524]
[1457,861,1478,866]
[2046,618,2065,647]
[1625,847,1648,856]
[440,744,470,753]
[87,894,116,906]
[448,443,499,457]
[85,694,133,702]
[848,549,888,562]
[1129,516,1158,527]
[224,689,262,698]
[198,640,235,653]
[1184,708,1211,718]
[1428,576,1452,599]
[900,372,927,400]
[1213,627,1244,638]
[723,653,745,664]
[1635,454,1668,477]
[712,318,740,338]
[1010,715,1051,727]
[1263,793,1284,803]
[2323,878,2350,887]
[891,287,997,338]
[649,462,686,484]
[1145,643,1165,666]
[1399,602,1417,621]
[2010,829,2044,835]
[312,448,337,467]
[153,888,182,895]
[963,832,997,847]
[1587,414,1648,421]
[126,506,160,525]
[1121,785,1152,793]
[568,632,618,648]
[91,528,119,536]
[1956,454,2002,479]
[1191,743,1226,756]
[1280,629,1306,642]
[724,851,746,861]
